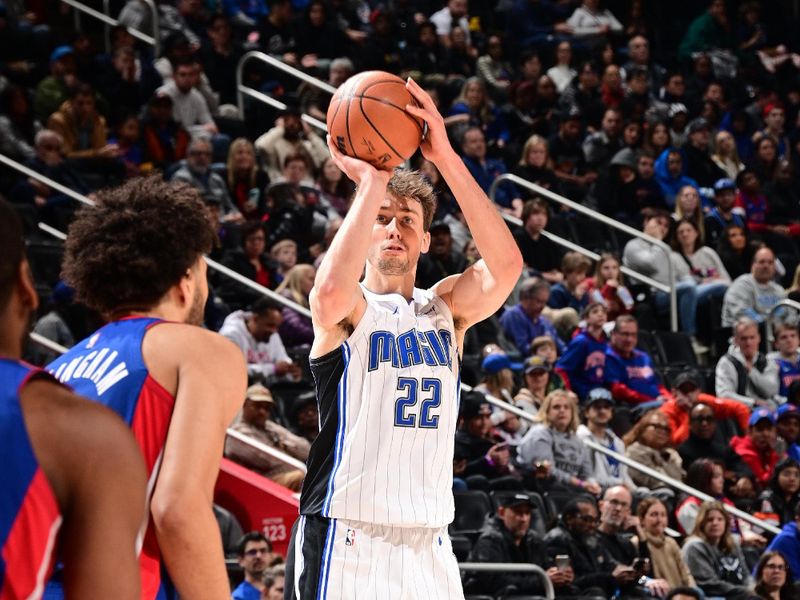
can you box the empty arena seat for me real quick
[452,490,493,539]
[450,534,473,562]
[654,331,698,368]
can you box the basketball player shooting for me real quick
[285,78,522,599]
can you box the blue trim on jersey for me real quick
[316,518,337,600]
[322,343,350,516]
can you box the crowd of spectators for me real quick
[7,0,800,598]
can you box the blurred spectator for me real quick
[711,130,745,180]
[543,497,636,598]
[548,108,595,201]
[34,45,78,122]
[289,392,319,443]
[623,209,702,346]
[214,504,245,559]
[360,8,405,73]
[441,26,477,81]
[621,68,652,124]
[622,35,666,92]
[722,247,785,326]
[513,134,560,194]
[108,114,144,178]
[655,149,700,209]
[716,317,780,408]
[219,298,302,384]
[262,565,285,600]
[645,122,673,160]
[605,315,672,414]
[416,220,467,290]
[678,0,736,63]
[556,303,608,401]
[476,33,513,103]
[765,161,800,238]
[754,103,790,160]
[547,41,576,94]
[255,108,328,183]
[705,178,746,249]
[513,199,565,283]
[0,85,38,161]
[224,383,309,492]
[515,355,561,413]
[770,323,800,402]
[157,57,218,139]
[660,370,749,446]
[30,282,76,365]
[157,0,205,49]
[46,84,118,162]
[595,486,638,565]
[402,22,448,87]
[765,503,800,582]
[560,61,605,131]
[717,225,759,281]
[459,126,520,215]
[634,496,696,589]
[315,156,353,217]
[297,57,353,124]
[95,47,143,115]
[171,137,242,222]
[585,253,634,320]
[753,551,798,600]
[231,532,273,599]
[220,221,279,308]
[673,218,730,320]
[429,0,470,48]
[681,500,753,600]
[623,409,685,490]
[754,458,800,528]
[548,252,591,313]
[517,389,601,495]
[673,186,705,236]
[684,118,726,189]
[222,138,269,220]
[201,14,243,107]
[294,1,350,73]
[475,353,519,404]
[577,388,637,490]
[257,0,297,65]
[583,108,623,171]
[274,264,315,350]
[751,137,780,183]
[140,94,190,171]
[678,403,755,495]
[500,278,565,356]
[220,0,266,30]
[269,239,297,285]
[731,408,780,487]
[465,491,574,598]
[505,0,571,52]
[447,78,510,152]
[566,0,622,48]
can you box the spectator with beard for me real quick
[705,178,746,249]
[732,409,781,487]
[232,533,274,599]
[255,107,328,183]
[416,220,468,289]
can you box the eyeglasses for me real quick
[765,563,786,571]
[647,424,670,433]
[244,548,270,557]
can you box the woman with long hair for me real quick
[755,458,800,528]
[224,138,269,220]
[672,186,705,238]
[445,77,509,150]
[634,496,696,588]
[513,134,560,192]
[644,121,672,158]
[681,501,753,600]
[274,264,315,349]
[750,136,780,183]
[585,252,634,320]
[672,217,730,318]
[315,156,354,217]
[517,389,601,494]
[754,551,798,600]
[624,409,685,489]
[712,130,745,180]
[717,225,758,280]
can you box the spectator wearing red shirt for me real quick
[731,409,781,488]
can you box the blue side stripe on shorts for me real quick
[316,518,337,600]
[322,342,350,516]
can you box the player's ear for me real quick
[17,259,39,314]
[420,230,431,254]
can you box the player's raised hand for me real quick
[404,77,451,164]
[326,134,391,187]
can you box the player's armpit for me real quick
[22,382,147,600]
[441,259,517,330]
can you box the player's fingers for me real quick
[405,77,435,110]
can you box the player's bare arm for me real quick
[22,380,147,600]
[406,78,523,333]
[144,325,247,599]
[309,136,392,354]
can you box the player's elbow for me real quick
[309,284,353,329]
[150,488,204,537]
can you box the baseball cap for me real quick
[672,370,702,390]
[50,45,74,63]
[585,387,614,407]
[429,220,450,234]
[246,383,274,403]
[610,148,638,170]
[713,178,736,193]
[687,117,710,134]
[459,391,492,419]
[777,403,800,421]
[482,353,523,374]
[524,355,551,375]
[499,492,535,509]
[749,408,776,427]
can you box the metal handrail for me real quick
[489,174,678,331]
[225,428,308,473]
[459,563,554,599]
[472,385,781,536]
[29,333,70,355]
[766,298,800,346]
[236,51,333,132]
[61,0,159,54]
[1,152,311,317]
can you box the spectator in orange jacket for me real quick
[660,370,750,446]
[731,408,781,488]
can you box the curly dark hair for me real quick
[61,176,214,314]
[0,199,25,312]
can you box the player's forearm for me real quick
[154,504,231,599]
[435,152,522,283]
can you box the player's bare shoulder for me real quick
[309,286,367,358]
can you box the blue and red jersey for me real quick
[555,330,608,401]
[776,356,800,398]
[0,358,62,600]
[47,318,177,600]
[604,347,669,405]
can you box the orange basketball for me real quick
[326,71,425,170]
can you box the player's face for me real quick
[369,194,429,276]
[186,257,208,326]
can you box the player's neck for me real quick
[115,302,185,323]
[362,268,417,300]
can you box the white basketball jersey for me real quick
[300,285,460,528]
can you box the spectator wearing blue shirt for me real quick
[765,504,800,582]
[556,302,608,401]
[232,532,275,600]
[654,148,699,209]
[548,251,592,313]
[500,277,566,355]
[460,127,522,217]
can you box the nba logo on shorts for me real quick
[345,528,356,547]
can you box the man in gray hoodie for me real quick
[721,246,785,327]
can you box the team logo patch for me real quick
[345,528,356,547]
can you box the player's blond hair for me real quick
[387,169,437,232]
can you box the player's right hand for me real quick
[326,135,391,187]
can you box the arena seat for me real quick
[450,534,473,562]
[654,331,698,368]
[452,490,493,540]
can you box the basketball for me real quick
[326,71,425,170]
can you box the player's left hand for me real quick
[326,134,391,187]
[405,77,451,164]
